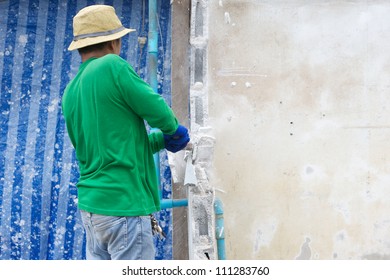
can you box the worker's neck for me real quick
[81,49,113,62]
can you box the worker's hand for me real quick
[164,125,190,153]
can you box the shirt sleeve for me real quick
[148,130,165,154]
[116,61,179,135]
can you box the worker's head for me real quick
[68,5,135,53]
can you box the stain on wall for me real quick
[208,0,390,259]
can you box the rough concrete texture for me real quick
[188,193,215,259]
[208,0,390,259]
[186,0,219,260]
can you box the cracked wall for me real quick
[207,0,390,259]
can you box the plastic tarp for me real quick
[0,0,173,260]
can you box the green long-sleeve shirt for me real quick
[62,54,178,216]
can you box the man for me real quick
[62,5,189,260]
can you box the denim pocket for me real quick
[92,214,127,254]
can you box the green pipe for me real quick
[148,0,161,198]
[148,0,158,93]
[160,199,188,210]
[214,197,226,260]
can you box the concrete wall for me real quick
[207,0,390,259]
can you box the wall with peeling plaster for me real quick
[207,0,390,259]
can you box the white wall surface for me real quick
[208,0,390,259]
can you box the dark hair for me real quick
[77,41,111,55]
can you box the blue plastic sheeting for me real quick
[0,0,173,260]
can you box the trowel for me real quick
[167,142,197,187]
[184,143,197,186]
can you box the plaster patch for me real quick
[252,219,278,256]
[224,12,231,24]
[331,202,351,223]
[301,164,326,181]
[295,237,312,260]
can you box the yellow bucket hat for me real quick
[68,5,135,51]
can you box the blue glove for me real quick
[164,125,190,153]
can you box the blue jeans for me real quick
[80,211,155,260]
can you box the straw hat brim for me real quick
[68,28,135,51]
